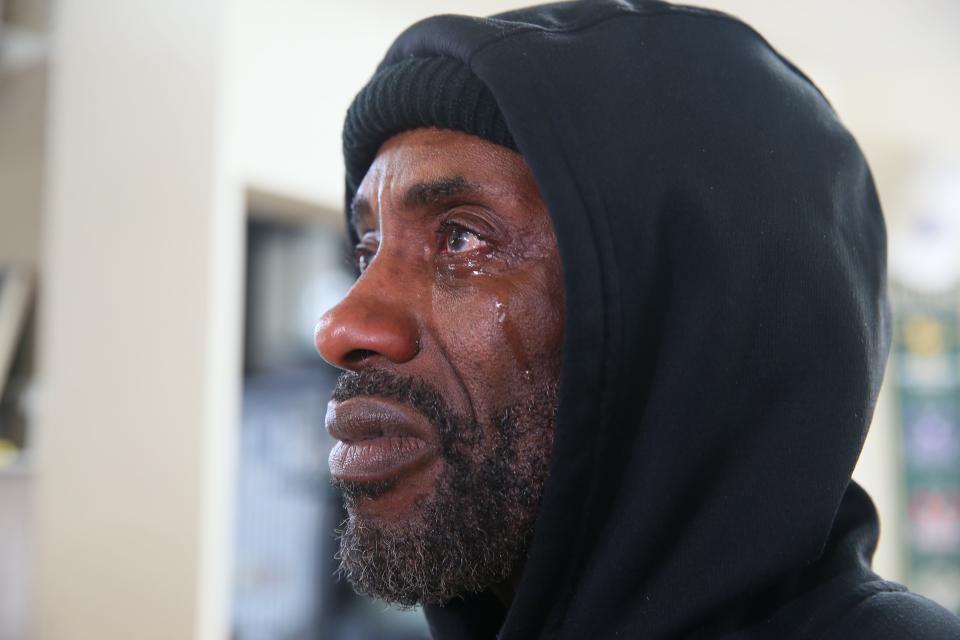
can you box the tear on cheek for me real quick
[493,298,532,379]
[437,260,492,285]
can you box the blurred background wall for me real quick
[0,1,958,638]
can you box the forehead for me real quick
[354,128,535,211]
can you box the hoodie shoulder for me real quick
[822,587,960,640]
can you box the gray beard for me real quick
[332,376,557,608]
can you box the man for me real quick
[315,1,960,638]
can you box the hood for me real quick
[346,1,896,638]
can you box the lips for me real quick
[326,396,438,482]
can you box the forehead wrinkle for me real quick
[355,141,513,234]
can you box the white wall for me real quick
[227,0,523,211]
[33,1,241,638]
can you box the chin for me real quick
[337,461,444,521]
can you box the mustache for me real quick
[331,369,463,436]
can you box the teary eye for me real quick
[444,225,484,253]
[353,231,379,274]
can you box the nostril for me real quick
[343,348,377,365]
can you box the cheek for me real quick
[431,268,564,410]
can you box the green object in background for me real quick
[893,287,960,614]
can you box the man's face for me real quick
[315,128,564,606]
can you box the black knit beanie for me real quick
[342,56,517,203]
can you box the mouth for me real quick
[326,396,439,483]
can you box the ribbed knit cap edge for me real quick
[343,56,517,203]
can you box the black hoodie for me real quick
[343,1,960,638]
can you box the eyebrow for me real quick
[349,175,482,232]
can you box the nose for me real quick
[314,264,421,370]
